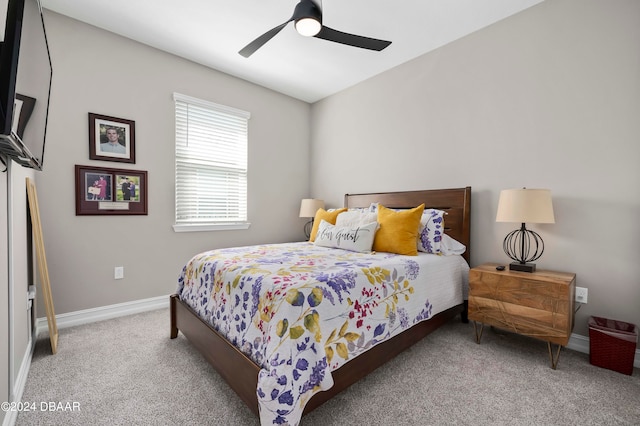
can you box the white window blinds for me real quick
[173,93,250,231]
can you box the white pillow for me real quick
[335,210,378,227]
[313,220,378,253]
[440,234,466,255]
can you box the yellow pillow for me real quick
[373,204,425,256]
[309,208,347,242]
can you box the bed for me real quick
[170,187,471,425]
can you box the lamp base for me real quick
[303,219,314,241]
[509,262,536,273]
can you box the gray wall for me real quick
[33,11,311,315]
[310,0,640,336]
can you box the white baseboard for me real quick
[2,340,33,426]
[567,332,590,354]
[34,298,640,369]
[35,295,170,336]
[28,298,640,374]
[567,333,640,369]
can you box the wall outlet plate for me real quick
[114,266,124,280]
[575,286,588,303]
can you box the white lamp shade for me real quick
[496,189,555,224]
[299,198,324,218]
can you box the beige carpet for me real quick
[17,308,640,425]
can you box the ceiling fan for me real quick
[239,0,392,58]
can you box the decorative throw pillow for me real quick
[373,204,425,256]
[335,210,378,228]
[309,208,347,242]
[313,220,379,253]
[417,209,446,254]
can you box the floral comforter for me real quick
[176,242,468,425]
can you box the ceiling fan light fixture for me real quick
[295,17,321,36]
[238,0,392,58]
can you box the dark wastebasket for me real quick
[589,316,637,375]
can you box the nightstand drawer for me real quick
[469,296,572,343]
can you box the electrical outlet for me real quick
[114,266,124,280]
[575,286,588,304]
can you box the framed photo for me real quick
[88,113,136,163]
[75,165,147,215]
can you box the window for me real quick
[173,93,250,232]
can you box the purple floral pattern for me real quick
[177,242,467,425]
[418,209,445,253]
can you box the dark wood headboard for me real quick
[344,187,471,264]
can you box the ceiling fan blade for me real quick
[239,19,293,58]
[314,26,391,51]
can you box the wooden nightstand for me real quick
[468,263,576,369]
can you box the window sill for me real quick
[172,222,251,233]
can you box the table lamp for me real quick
[299,198,324,239]
[496,188,555,272]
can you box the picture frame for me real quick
[88,113,136,163]
[75,165,147,215]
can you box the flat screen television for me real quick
[0,0,52,170]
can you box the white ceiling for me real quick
[40,0,543,103]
